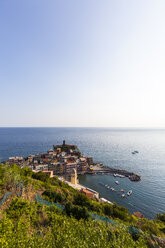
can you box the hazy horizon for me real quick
[1,0,165,127]
[1,126,165,129]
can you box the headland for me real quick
[7,140,141,182]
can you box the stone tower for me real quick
[71,168,78,185]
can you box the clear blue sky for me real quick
[0,0,165,127]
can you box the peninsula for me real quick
[1,141,165,248]
[7,140,141,182]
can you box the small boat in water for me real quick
[127,190,132,196]
[98,182,104,186]
[121,189,125,192]
[115,181,119,185]
[132,150,139,154]
[110,187,116,191]
[119,175,125,178]
[114,173,125,178]
[122,194,126,198]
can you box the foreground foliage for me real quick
[0,163,164,248]
[0,200,148,248]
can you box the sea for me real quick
[0,127,165,219]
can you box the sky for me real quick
[0,0,165,127]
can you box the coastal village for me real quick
[8,140,94,178]
[7,140,141,205]
[8,140,109,203]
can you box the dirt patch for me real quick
[21,184,37,202]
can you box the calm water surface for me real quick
[0,127,165,219]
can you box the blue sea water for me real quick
[0,127,165,219]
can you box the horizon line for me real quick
[0,126,165,129]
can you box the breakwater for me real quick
[86,165,141,182]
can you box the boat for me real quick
[132,150,139,154]
[98,182,104,186]
[121,189,125,192]
[127,190,132,196]
[115,181,119,185]
[111,187,115,191]
[114,173,125,178]
[119,175,125,178]
[122,194,126,198]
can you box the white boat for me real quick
[127,190,132,196]
[114,173,125,178]
[115,181,119,185]
[122,194,126,198]
[121,189,125,192]
[119,175,125,178]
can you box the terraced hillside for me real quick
[0,163,165,248]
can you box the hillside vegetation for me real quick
[0,163,165,248]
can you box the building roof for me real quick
[133,212,145,218]
[80,188,95,198]
[9,156,23,160]
[43,158,49,162]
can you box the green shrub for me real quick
[6,198,31,219]
[42,190,66,203]
[21,167,33,177]
[156,213,165,223]
[32,171,50,183]
[64,202,89,220]
[73,193,90,207]
[103,204,113,216]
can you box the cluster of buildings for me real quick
[7,141,113,203]
[8,140,94,177]
[8,156,24,165]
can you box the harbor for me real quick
[78,171,145,217]
[87,164,141,182]
[58,174,113,205]
[99,181,132,199]
[5,140,141,212]
[0,128,165,219]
